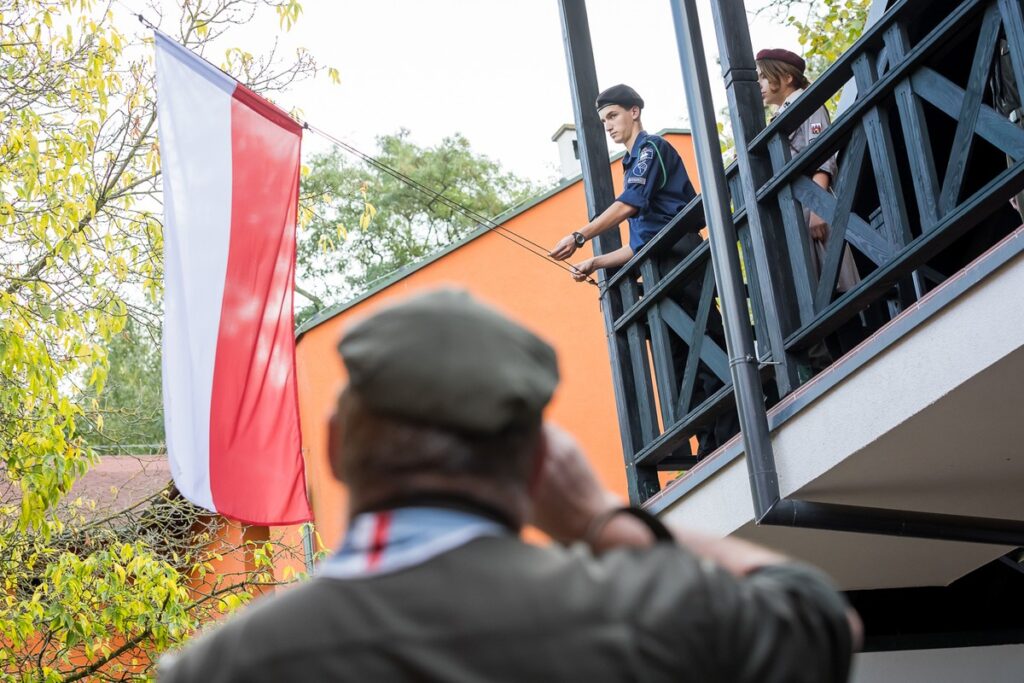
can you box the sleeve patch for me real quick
[639,146,654,161]
[626,176,647,185]
[632,162,649,176]
[809,122,823,135]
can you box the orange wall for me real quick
[296,133,699,549]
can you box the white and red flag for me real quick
[155,32,311,525]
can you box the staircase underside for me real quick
[653,229,1024,590]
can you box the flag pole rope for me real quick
[303,122,598,286]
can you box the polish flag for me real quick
[155,32,311,525]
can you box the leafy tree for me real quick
[0,0,327,679]
[784,0,871,82]
[756,0,872,101]
[79,318,165,454]
[717,0,872,158]
[297,130,538,316]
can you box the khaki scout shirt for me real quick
[159,535,853,682]
[775,88,860,292]
[778,88,839,179]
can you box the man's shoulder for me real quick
[450,535,707,597]
[159,578,345,681]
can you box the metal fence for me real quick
[600,0,1024,503]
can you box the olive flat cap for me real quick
[338,289,559,434]
[596,84,644,111]
[755,48,806,73]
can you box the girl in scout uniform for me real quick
[757,48,860,294]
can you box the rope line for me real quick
[303,123,597,286]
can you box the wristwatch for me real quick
[572,231,586,248]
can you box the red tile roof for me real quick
[65,455,172,521]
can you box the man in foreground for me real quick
[160,288,860,682]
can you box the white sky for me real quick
[201,0,806,184]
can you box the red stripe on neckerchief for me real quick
[366,510,392,571]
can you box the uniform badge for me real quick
[810,122,822,135]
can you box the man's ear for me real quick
[630,105,642,121]
[327,387,348,483]
[526,426,550,496]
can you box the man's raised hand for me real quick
[529,424,619,543]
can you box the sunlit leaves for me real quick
[718,0,871,160]
[0,0,125,533]
[761,0,872,112]
[275,0,302,30]
[358,201,377,230]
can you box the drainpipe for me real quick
[761,500,1024,546]
[668,0,781,518]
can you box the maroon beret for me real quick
[756,48,806,73]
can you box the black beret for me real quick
[755,48,806,73]
[338,289,559,435]
[596,84,644,111]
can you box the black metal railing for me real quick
[749,0,1024,357]
[599,162,780,502]
[603,0,1024,504]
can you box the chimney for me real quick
[551,124,581,179]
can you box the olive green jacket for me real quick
[159,536,853,682]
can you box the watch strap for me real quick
[583,506,674,548]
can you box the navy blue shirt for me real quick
[616,131,697,252]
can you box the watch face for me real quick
[574,232,586,247]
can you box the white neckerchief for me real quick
[318,506,509,579]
